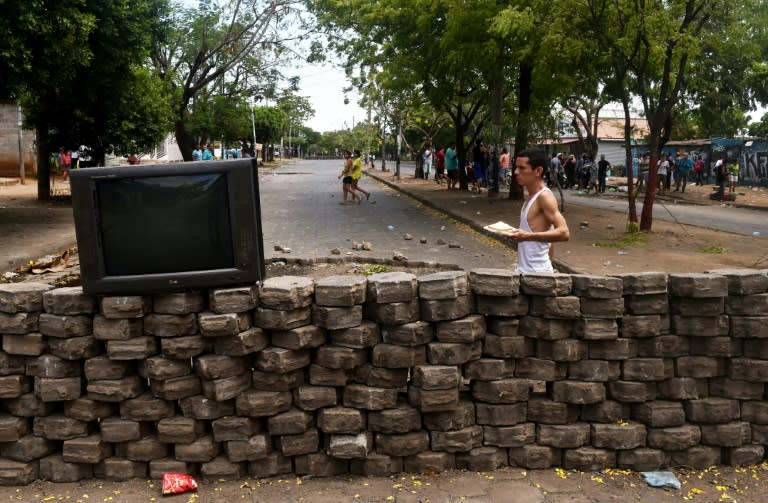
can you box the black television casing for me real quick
[70,159,265,295]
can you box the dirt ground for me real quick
[1,461,767,502]
[551,179,768,274]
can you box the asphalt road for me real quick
[259,159,517,270]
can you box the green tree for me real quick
[1,0,172,199]
[276,91,315,157]
[748,113,768,138]
[253,106,288,160]
[601,0,755,230]
[563,0,766,230]
[310,0,507,189]
[152,0,309,161]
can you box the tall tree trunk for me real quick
[35,124,51,201]
[379,142,386,171]
[174,105,194,162]
[640,135,661,231]
[621,97,638,224]
[509,61,532,201]
[454,111,470,191]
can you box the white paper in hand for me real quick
[483,221,517,233]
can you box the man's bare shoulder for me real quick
[530,187,558,209]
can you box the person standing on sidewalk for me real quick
[445,143,459,190]
[499,148,511,188]
[563,154,577,189]
[59,148,71,180]
[70,147,79,171]
[472,139,488,188]
[499,149,570,273]
[674,152,693,192]
[351,149,371,201]
[729,159,740,193]
[657,156,669,194]
[422,146,433,180]
[435,146,447,184]
[597,154,610,193]
[694,157,705,185]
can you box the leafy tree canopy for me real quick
[1,0,174,198]
[154,0,312,160]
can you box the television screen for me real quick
[70,159,264,295]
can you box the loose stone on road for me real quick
[260,159,516,270]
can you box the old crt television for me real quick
[70,159,265,295]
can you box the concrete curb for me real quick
[363,168,579,274]
[364,168,514,245]
[364,168,578,274]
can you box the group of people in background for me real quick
[417,139,502,193]
[50,147,80,180]
[191,141,257,161]
[555,153,611,194]
[192,143,216,161]
[412,143,743,203]
[416,143,461,189]
[635,152,740,200]
[337,149,371,205]
[653,152,695,194]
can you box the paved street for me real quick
[259,158,516,269]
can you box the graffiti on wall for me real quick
[742,141,768,187]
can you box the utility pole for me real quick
[17,104,25,184]
[250,98,258,163]
[395,118,402,181]
[366,105,371,166]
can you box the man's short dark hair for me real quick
[516,149,548,171]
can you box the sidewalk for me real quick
[0,179,76,275]
[364,165,768,274]
[364,165,768,233]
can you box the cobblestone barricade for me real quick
[0,268,767,485]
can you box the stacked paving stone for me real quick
[0,268,767,485]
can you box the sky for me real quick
[291,63,767,133]
[292,63,367,133]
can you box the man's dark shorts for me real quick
[342,176,353,184]
[447,169,458,180]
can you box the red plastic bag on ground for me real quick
[162,472,198,495]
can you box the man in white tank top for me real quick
[500,149,570,273]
